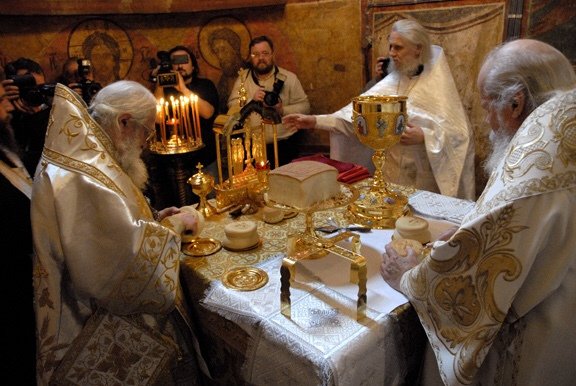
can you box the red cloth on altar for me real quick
[291,154,371,184]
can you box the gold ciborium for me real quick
[346,95,409,229]
[187,163,217,219]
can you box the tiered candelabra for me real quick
[149,95,204,154]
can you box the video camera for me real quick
[155,51,179,87]
[263,73,286,107]
[76,59,102,104]
[10,73,55,107]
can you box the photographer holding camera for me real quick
[56,57,102,104]
[149,46,219,207]
[2,57,52,175]
[227,35,310,166]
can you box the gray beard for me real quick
[483,130,513,176]
[389,59,421,77]
[115,138,149,191]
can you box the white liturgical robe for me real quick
[317,45,475,200]
[32,85,205,385]
[404,89,576,385]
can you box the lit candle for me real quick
[181,96,192,142]
[164,100,170,139]
[156,103,164,145]
[192,94,201,145]
[173,98,181,138]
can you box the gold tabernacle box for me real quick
[212,108,279,211]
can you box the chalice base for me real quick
[346,184,408,229]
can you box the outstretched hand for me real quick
[282,113,316,131]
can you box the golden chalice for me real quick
[346,95,409,229]
[187,163,217,219]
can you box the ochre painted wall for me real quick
[1,0,573,196]
[0,1,362,151]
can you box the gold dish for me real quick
[222,238,263,252]
[264,183,358,214]
[182,237,222,257]
[222,266,269,291]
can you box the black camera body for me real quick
[76,59,102,104]
[156,51,179,87]
[263,73,286,107]
[10,73,55,107]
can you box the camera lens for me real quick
[263,91,279,106]
[22,89,46,107]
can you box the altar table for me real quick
[180,189,475,385]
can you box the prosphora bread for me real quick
[223,221,259,250]
[262,206,284,224]
[267,161,340,209]
[390,238,425,258]
[393,215,431,244]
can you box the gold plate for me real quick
[222,267,269,291]
[182,237,222,257]
[265,183,358,213]
[222,238,262,252]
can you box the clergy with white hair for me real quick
[381,39,576,386]
[31,81,209,385]
[283,19,476,200]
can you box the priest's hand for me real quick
[161,206,204,237]
[157,206,180,221]
[400,123,424,145]
[380,242,419,292]
[283,113,316,130]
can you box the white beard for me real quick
[388,58,420,77]
[484,130,513,175]
[115,139,149,190]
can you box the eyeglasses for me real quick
[250,51,272,58]
[133,119,156,142]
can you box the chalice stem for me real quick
[371,150,389,193]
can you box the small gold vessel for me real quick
[187,163,217,218]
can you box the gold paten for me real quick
[266,184,368,321]
[222,267,269,291]
[182,237,222,257]
[347,95,409,229]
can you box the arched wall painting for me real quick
[198,16,252,113]
[68,18,134,86]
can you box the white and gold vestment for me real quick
[32,85,205,385]
[317,46,475,200]
[405,89,576,385]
